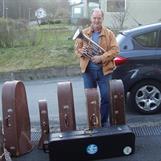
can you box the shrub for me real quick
[0,18,15,47]
[76,18,90,27]
[0,18,44,48]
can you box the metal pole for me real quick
[5,7,8,19]
[83,0,88,18]
[28,8,31,22]
[2,0,5,18]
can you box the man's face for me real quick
[91,10,103,31]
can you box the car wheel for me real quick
[129,80,161,114]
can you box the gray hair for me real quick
[91,8,104,18]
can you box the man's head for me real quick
[90,8,104,31]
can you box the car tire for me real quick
[129,80,161,114]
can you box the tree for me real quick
[1,0,70,21]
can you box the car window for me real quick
[134,31,157,48]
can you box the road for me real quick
[1,76,161,127]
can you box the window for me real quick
[74,8,81,14]
[134,31,158,48]
[107,0,125,12]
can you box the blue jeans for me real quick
[82,68,111,125]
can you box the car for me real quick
[112,23,161,114]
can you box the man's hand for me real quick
[78,45,87,55]
[78,45,93,58]
[91,55,102,64]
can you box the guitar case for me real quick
[57,81,76,132]
[109,79,126,125]
[85,88,101,129]
[1,80,32,157]
[38,99,50,149]
[48,125,135,161]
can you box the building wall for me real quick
[71,2,99,24]
[100,0,161,29]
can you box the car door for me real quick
[128,30,161,76]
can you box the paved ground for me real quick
[12,130,161,161]
[11,120,161,161]
[1,76,161,161]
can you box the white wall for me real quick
[101,0,161,29]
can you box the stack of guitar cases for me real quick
[0,79,135,161]
[48,80,135,161]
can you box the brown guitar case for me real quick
[38,99,50,149]
[57,81,76,132]
[109,79,126,125]
[1,80,32,157]
[85,88,101,129]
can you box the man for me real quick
[74,8,119,127]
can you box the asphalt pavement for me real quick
[1,76,161,161]
[12,131,161,161]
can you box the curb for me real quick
[0,66,81,82]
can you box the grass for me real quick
[0,23,79,72]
